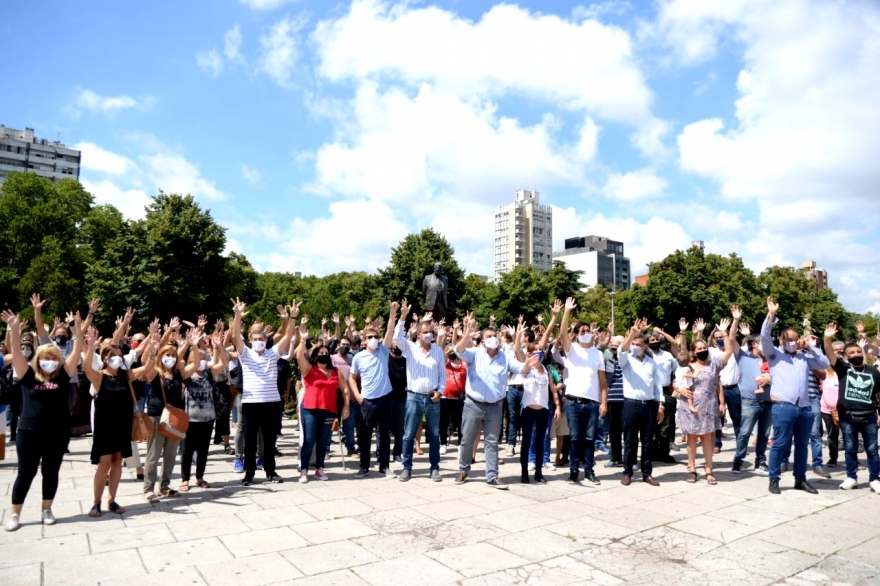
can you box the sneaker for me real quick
[267,474,283,483]
[544,462,557,471]
[505,446,515,457]
[440,445,448,455]
[754,464,769,475]
[233,457,244,473]
[839,477,858,490]
[794,480,818,494]
[567,472,579,484]
[670,442,680,452]
[870,479,880,494]
[528,462,536,472]
[241,478,253,486]
[584,472,600,485]
[430,469,442,482]
[604,460,622,468]
[4,514,20,532]
[298,472,309,484]
[41,509,56,525]
[769,479,781,494]
[256,458,264,471]
[813,466,831,479]
[597,445,611,455]
[394,455,403,464]
[732,462,743,474]
[398,469,412,482]
[455,472,467,485]
[379,468,397,478]
[781,463,791,473]
[314,469,329,481]
[487,479,509,490]
[354,467,369,479]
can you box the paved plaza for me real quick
[2,419,879,586]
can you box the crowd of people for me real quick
[2,293,879,532]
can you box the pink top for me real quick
[820,371,838,414]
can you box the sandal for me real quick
[159,488,179,498]
[687,470,698,483]
[88,503,102,518]
[196,479,210,489]
[706,472,718,485]
[108,501,126,514]
[179,481,190,493]
[224,446,235,455]
[142,492,160,504]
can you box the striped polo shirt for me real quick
[605,353,624,403]
[239,345,281,403]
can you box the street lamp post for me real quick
[611,253,617,334]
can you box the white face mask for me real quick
[252,340,266,352]
[21,347,33,358]
[161,356,177,368]
[39,359,60,373]
[198,359,207,372]
[107,356,124,370]
[366,338,379,351]
[784,341,798,354]
[484,336,499,350]
[631,345,644,357]
[578,333,593,344]
[421,333,434,344]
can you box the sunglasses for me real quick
[365,335,378,340]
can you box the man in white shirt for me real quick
[618,318,664,487]
[558,298,607,485]
[704,325,742,454]
[646,330,681,464]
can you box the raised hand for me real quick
[66,311,76,324]
[717,318,731,333]
[30,293,47,309]
[536,313,544,324]
[489,313,496,325]
[400,298,411,317]
[422,311,433,323]
[321,317,328,328]
[332,313,340,324]
[731,305,742,320]
[277,304,289,320]
[565,297,577,311]
[84,327,101,351]
[679,318,689,332]
[18,319,29,334]
[525,354,541,369]
[738,323,751,336]
[694,318,706,332]
[855,320,865,333]
[452,318,460,331]
[299,316,309,336]
[1,310,20,329]
[290,300,302,318]
[149,318,161,336]
[169,316,181,330]
[766,297,779,314]
[88,298,101,314]
[824,322,838,339]
[551,299,563,315]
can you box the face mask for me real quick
[339,346,350,355]
[695,350,710,362]
[54,336,68,346]
[534,351,545,362]
[421,333,434,344]
[648,343,661,352]
[715,339,725,349]
[21,347,33,358]
[484,336,499,350]
[756,344,763,354]
[198,359,207,371]
[631,346,644,357]
[448,352,457,361]
[578,333,593,344]
[107,356,124,370]
[161,356,177,368]
[849,355,865,367]
[366,338,380,351]
[316,354,332,366]
[39,359,60,373]
[784,341,798,354]
[252,340,266,352]
[131,340,142,349]
[609,348,618,355]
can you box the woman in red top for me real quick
[295,317,350,483]
[440,345,466,453]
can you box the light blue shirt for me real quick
[734,349,767,401]
[760,315,830,406]
[457,346,524,403]
[617,349,663,402]
[350,344,392,400]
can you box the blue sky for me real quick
[2,0,879,312]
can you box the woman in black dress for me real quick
[83,329,155,517]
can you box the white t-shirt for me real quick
[522,368,550,409]
[562,344,603,401]
[710,347,741,387]
[239,345,280,404]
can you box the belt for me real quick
[624,398,655,405]
[723,384,739,390]
[407,389,435,397]
[565,395,597,404]
[509,384,524,390]
[466,395,503,406]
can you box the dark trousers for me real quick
[359,393,393,471]
[653,393,677,459]
[391,397,406,458]
[181,420,213,481]
[440,399,464,445]
[213,384,232,442]
[506,386,524,446]
[607,401,624,463]
[623,400,658,478]
[715,386,742,448]
[821,413,839,464]
[520,407,549,477]
[12,429,69,505]
[243,401,280,479]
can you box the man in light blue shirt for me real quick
[729,329,772,475]
[454,313,530,489]
[762,297,830,495]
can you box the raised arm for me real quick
[620,318,646,352]
[64,313,84,377]
[716,317,734,366]
[692,318,706,343]
[209,332,229,377]
[1,311,30,378]
[652,327,680,357]
[274,305,289,344]
[30,293,49,343]
[295,317,311,378]
[823,322,839,368]
[559,297,576,353]
[82,326,103,390]
[275,300,300,353]
[512,323,527,362]
[761,297,778,360]
[456,312,477,357]
[229,298,247,354]
[385,300,399,349]
[395,299,411,354]
[81,298,100,333]
[539,300,562,352]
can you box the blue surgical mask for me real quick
[534,351,544,362]
[715,339,725,349]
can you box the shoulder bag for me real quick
[127,375,154,442]
[158,375,189,441]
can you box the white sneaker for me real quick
[41,510,56,525]
[315,469,329,481]
[528,462,536,471]
[505,446,515,457]
[544,462,557,471]
[440,445,448,455]
[4,514,20,532]
[870,479,880,494]
[298,472,309,484]
[839,477,858,490]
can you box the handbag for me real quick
[127,375,154,442]
[158,375,189,441]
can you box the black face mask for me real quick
[448,352,457,361]
[648,343,661,352]
[849,355,865,367]
[695,350,710,362]
[55,336,69,346]
[339,347,350,356]
[316,354,332,366]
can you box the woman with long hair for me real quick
[2,310,83,531]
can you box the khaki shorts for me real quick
[550,411,569,436]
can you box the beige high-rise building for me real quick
[801,260,828,291]
[493,190,553,282]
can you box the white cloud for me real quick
[80,179,152,221]
[239,0,297,10]
[259,17,302,88]
[140,152,228,201]
[196,50,223,76]
[72,88,153,116]
[74,142,138,175]
[242,164,262,184]
[313,0,668,156]
[602,168,668,201]
[224,238,243,255]
[224,25,245,63]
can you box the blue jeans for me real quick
[343,401,362,451]
[403,393,440,471]
[506,386,524,446]
[300,408,335,471]
[810,396,824,468]
[595,414,610,452]
[768,403,812,482]
[566,400,599,475]
[734,398,772,466]
[715,386,742,448]
[840,414,880,482]
[391,397,406,458]
[459,397,503,482]
[528,415,552,465]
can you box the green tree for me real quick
[543,261,585,306]
[487,265,548,325]
[459,274,496,325]
[756,266,849,336]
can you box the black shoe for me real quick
[520,474,530,484]
[769,479,780,494]
[274,449,283,457]
[584,472,600,485]
[567,472,579,484]
[794,480,818,494]
[267,474,283,483]
[657,455,677,464]
[241,478,254,486]
[732,461,742,474]
[826,460,838,468]
[354,467,369,479]
[534,474,547,484]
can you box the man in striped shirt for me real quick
[230,298,297,486]
[603,336,626,468]
[395,299,446,482]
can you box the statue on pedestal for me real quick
[802,314,812,337]
[422,263,449,323]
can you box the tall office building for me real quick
[0,125,81,186]
[801,260,828,291]
[552,235,631,290]
[493,189,553,282]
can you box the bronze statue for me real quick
[422,263,449,322]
